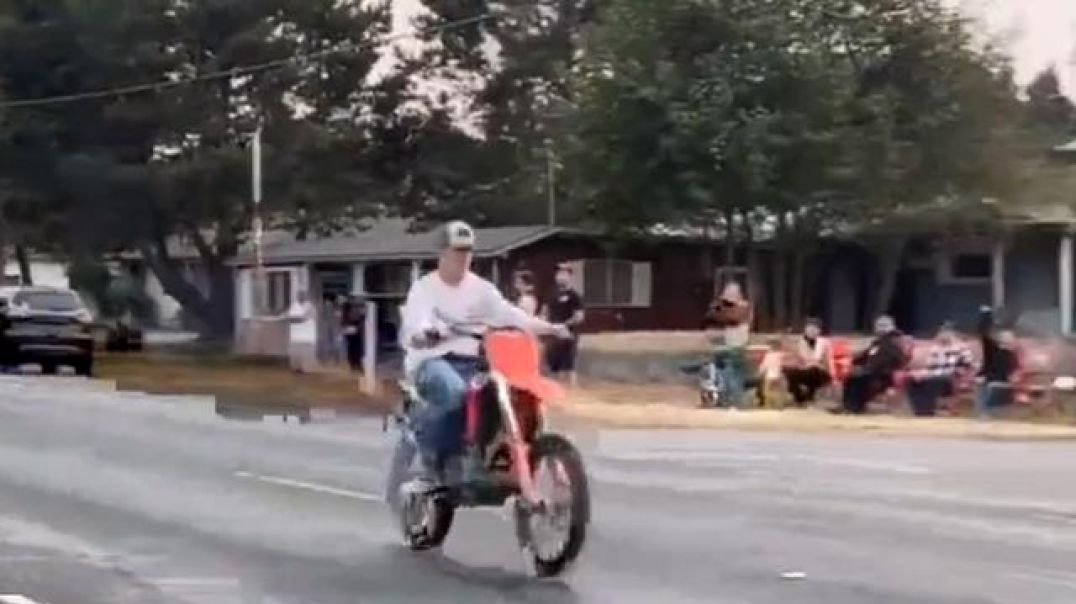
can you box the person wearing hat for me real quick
[398,221,572,476]
[905,321,974,417]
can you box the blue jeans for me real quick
[413,356,481,461]
[715,349,747,408]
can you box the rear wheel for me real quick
[388,434,456,551]
[515,433,590,577]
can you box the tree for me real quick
[411,0,597,225]
[563,0,1021,325]
[0,0,443,336]
[1025,67,1075,137]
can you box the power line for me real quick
[0,10,503,110]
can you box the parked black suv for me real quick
[0,286,95,376]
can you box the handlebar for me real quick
[414,321,522,349]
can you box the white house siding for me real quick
[5,261,70,289]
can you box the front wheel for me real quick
[515,433,590,577]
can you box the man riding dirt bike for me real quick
[385,221,589,576]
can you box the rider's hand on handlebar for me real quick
[410,326,446,348]
[552,324,574,340]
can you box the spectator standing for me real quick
[837,315,906,415]
[340,295,366,373]
[513,270,539,316]
[905,322,974,417]
[283,290,318,373]
[975,306,1019,418]
[704,281,753,408]
[543,263,585,385]
[318,295,341,365]
[783,318,832,405]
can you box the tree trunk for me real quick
[700,222,715,297]
[790,247,807,326]
[723,207,736,268]
[139,238,233,339]
[15,246,32,286]
[867,236,907,324]
[741,209,763,327]
[773,213,789,328]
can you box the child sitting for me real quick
[755,337,790,408]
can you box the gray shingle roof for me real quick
[231,219,562,266]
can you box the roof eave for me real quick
[227,226,564,268]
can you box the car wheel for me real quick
[75,358,94,377]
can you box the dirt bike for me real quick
[384,323,590,578]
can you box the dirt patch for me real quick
[97,353,391,411]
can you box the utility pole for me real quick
[545,139,556,226]
[251,123,266,315]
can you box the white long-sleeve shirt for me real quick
[399,271,547,375]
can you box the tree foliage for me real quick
[412,0,596,225]
[0,0,461,335]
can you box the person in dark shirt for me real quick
[975,306,1019,418]
[837,315,908,414]
[542,263,585,385]
[340,296,366,372]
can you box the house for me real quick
[229,219,769,355]
[819,141,1076,337]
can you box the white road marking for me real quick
[234,471,383,502]
[151,577,240,587]
[234,471,509,518]
[0,595,48,604]
[791,454,932,475]
[1007,571,1076,592]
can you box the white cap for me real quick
[439,221,476,250]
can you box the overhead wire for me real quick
[0,8,514,110]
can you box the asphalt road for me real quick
[0,376,1074,603]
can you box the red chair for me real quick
[827,338,853,385]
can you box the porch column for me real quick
[491,258,501,290]
[410,260,421,284]
[1060,230,1074,334]
[991,239,1005,309]
[350,263,366,296]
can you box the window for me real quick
[265,271,292,315]
[13,290,81,312]
[937,242,994,285]
[951,254,991,280]
[578,259,652,307]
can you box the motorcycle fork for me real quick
[489,373,541,507]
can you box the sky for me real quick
[390,0,1076,94]
[956,0,1076,92]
